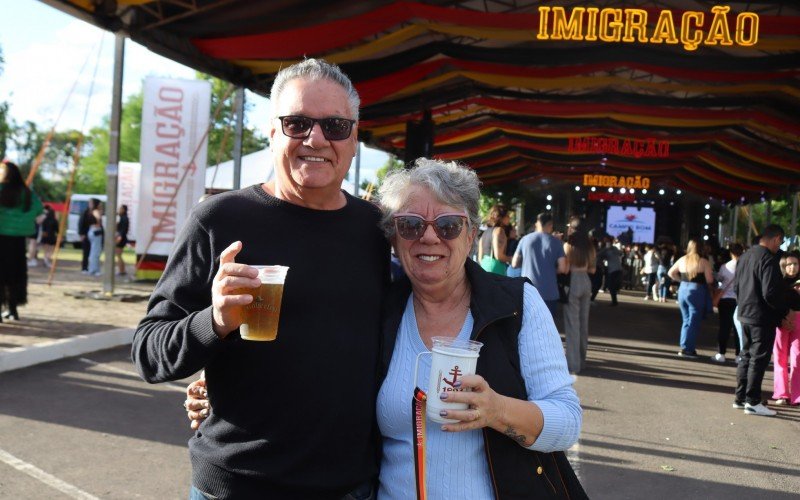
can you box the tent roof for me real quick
[42,0,800,202]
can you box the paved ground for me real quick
[1,280,798,499]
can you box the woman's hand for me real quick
[184,378,210,430]
[437,375,507,433]
[211,241,262,338]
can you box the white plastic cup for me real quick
[414,336,483,423]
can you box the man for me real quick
[78,197,101,273]
[512,212,567,318]
[132,59,390,499]
[597,236,623,306]
[733,224,787,416]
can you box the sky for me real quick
[0,0,387,183]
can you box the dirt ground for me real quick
[0,256,154,351]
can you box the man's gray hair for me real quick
[270,58,360,120]
[378,158,481,238]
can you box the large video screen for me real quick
[605,206,656,244]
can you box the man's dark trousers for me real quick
[735,323,776,405]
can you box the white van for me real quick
[65,194,107,247]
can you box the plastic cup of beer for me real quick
[239,265,289,341]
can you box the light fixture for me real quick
[620,188,627,194]
[704,214,710,220]
[704,204,711,210]
[642,189,648,194]
[546,194,553,201]
[546,204,552,210]
[574,186,580,192]
[659,189,665,195]
[703,235,709,241]
[591,187,596,192]
[676,189,682,195]
[704,225,709,230]
[608,187,614,193]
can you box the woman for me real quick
[563,216,596,374]
[0,160,43,321]
[773,252,800,406]
[39,205,59,268]
[642,244,659,300]
[668,238,715,358]
[87,204,104,276]
[657,243,674,302]
[115,204,129,276]
[477,203,511,275]
[713,243,743,363]
[185,160,584,499]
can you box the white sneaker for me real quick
[27,259,38,267]
[744,403,776,416]
[711,353,726,363]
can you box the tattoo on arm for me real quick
[504,426,529,446]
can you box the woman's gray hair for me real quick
[378,158,482,237]
[270,58,360,120]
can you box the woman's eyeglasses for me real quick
[393,213,468,241]
[276,115,355,141]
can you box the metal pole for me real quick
[747,206,753,244]
[354,141,361,197]
[791,192,798,237]
[102,33,124,295]
[232,87,245,190]
[732,206,738,243]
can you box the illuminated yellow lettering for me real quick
[650,10,679,44]
[537,6,551,40]
[623,9,649,43]
[680,12,705,51]
[705,6,734,46]
[585,8,600,41]
[599,8,623,42]
[735,12,759,46]
[551,7,585,40]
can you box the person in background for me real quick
[668,238,714,358]
[597,237,623,306]
[512,212,567,319]
[711,243,744,363]
[642,244,660,301]
[713,243,744,363]
[505,226,522,278]
[563,216,596,374]
[27,207,43,267]
[477,204,511,275]
[0,160,43,322]
[79,197,101,273]
[657,242,675,302]
[39,204,59,268]
[115,204,129,276]
[87,204,104,276]
[734,224,787,417]
[772,251,800,406]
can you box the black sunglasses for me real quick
[277,115,356,141]
[393,213,468,241]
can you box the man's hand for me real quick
[211,241,261,339]
[184,378,209,430]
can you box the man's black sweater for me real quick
[132,185,390,499]
[735,244,787,327]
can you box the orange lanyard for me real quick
[412,387,428,500]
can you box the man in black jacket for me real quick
[733,224,787,416]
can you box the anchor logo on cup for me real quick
[414,337,483,424]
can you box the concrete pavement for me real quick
[0,288,798,499]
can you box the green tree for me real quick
[374,155,404,186]
[199,74,268,165]
[0,44,10,159]
[10,120,82,201]
[79,75,268,192]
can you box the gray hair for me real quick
[378,158,481,238]
[270,58,360,120]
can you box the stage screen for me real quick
[605,206,656,244]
